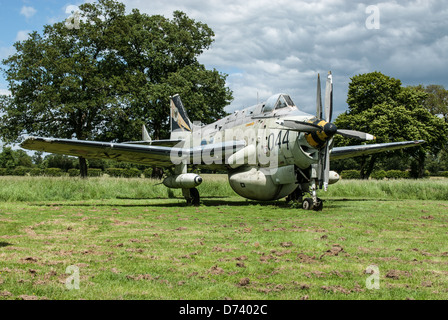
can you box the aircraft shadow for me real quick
[29,197,390,209]
[0,242,13,248]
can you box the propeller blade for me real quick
[337,129,376,141]
[316,74,322,119]
[276,120,323,132]
[324,71,333,122]
[323,143,330,191]
[318,142,331,191]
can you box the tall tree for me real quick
[334,72,448,178]
[0,0,232,177]
[416,84,448,123]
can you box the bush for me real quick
[436,171,448,177]
[88,169,103,177]
[385,170,410,179]
[44,168,64,177]
[29,168,43,176]
[124,168,141,178]
[0,168,8,176]
[371,170,387,180]
[340,170,360,179]
[143,168,153,178]
[105,168,126,177]
[106,168,141,178]
[11,166,30,176]
[68,169,80,177]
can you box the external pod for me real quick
[163,174,203,189]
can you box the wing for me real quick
[21,137,246,168]
[330,140,425,160]
[121,139,184,147]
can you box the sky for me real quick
[0,0,447,118]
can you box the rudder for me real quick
[170,95,193,132]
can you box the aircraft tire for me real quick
[313,198,323,211]
[302,198,314,210]
[190,188,200,207]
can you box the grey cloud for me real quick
[120,1,448,116]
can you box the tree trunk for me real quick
[417,150,426,178]
[79,157,88,179]
[151,166,164,180]
[360,155,377,180]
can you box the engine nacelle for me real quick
[163,174,203,189]
[228,166,297,201]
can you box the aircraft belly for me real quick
[228,167,297,201]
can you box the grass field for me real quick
[0,176,447,300]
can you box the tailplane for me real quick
[170,95,193,132]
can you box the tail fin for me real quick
[170,94,193,132]
[142,125,152,142]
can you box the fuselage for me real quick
[170,93,326,201]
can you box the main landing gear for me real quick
[302,197,323,211]
[183,188,200,207]
[286,185,324,211]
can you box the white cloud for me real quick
[74,1,446,115]
[15,30,32,42]
[12,0,442,117]
[0,89,11,96]
[20,6,37,19]
[0,46,15,61]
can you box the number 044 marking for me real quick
[267,130,289,151]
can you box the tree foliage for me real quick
[0,0,232,176]
[334,72,448,178]
[415,84,448,123]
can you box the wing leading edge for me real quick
[330,140,425,160]
[21,137,246,168]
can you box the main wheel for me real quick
[313,198,323,211]
[302,198,314,210]
[190,188,200,207]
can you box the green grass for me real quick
[0,176,447,300]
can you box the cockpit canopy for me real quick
[262,94,295,113]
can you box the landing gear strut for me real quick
[286,167,324,211]
[183,188,200,207]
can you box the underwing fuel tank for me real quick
[163,174,203,189]
[329,171,340,185]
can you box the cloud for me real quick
[0,46,15,61]
[55,0,448,115]
[20,6,37,19]
[0,89,11,96]
[15,30,32,42]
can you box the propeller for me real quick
[277,72,375,191]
